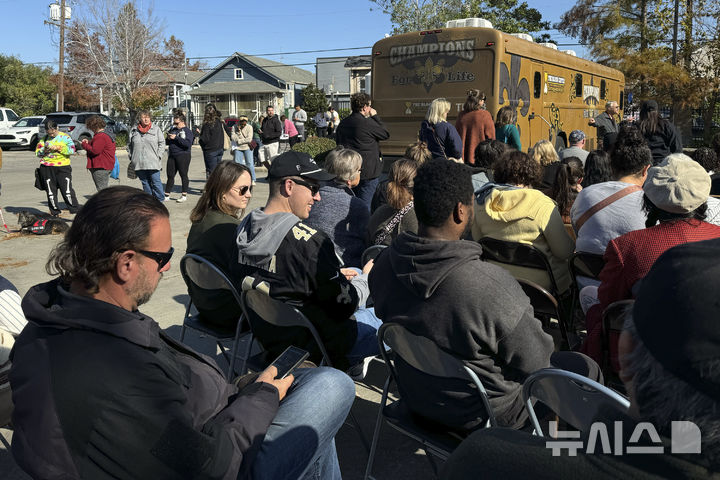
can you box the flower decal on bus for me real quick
[499,55,530,118]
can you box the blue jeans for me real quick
[346,307,383,365]
[249,367,355,480]
[352,177,380,211]
[233,148,256,181]
[203,148,224,178]
[136,169,164,201]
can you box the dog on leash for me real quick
[17,211,70,235]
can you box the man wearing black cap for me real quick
[441,238,720,479]
[233,150,381,373]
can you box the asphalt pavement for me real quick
[0,145,434,480]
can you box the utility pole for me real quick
[45,1,70,112]
[671,0,679,65]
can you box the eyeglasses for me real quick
[138,247,174,271]
[290,178,320,196]
[231,185,253,195]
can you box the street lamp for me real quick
[45,1,72,111]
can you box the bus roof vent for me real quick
[540,42,558,50]
[562,50,577,56]
[510,33,534,42]
[463,18,493,28]
[445,19,461,28]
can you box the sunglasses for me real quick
[231,185,253,195]
[138,247,174,271]
[290,178,320,196]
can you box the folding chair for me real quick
[479,237,571,346]
[601,299,634,388]
[568,251,605,330]
[364,323,496,480]
[522,367,630,437]
[516,278,571,349]
[361,244,387,266]
[240,287,370,453]
[179,254,253,379]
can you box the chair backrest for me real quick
[569,251,605,282]
[522,368,630,436]
[602,299,634,374]
[516,278,559,318]
[378,323,497,427]
[361,244,387,266]
[478,237,559,294]
[180,254,243,305]
[240,288,332,367]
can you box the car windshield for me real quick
[14,118,42,127]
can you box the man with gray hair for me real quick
[560,129,589,165]
[588,101,620,149]
[442,238,720,478]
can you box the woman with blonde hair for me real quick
[419,98,462,161]
[187,161,253,328]
[531,139,561,190]
[455,89,495,163]
[367,159,419,246]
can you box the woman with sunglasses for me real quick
[187,161,253,328]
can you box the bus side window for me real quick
[600,80,607,99]
[575,74,582,97]
[533,71,541,98]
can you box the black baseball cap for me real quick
[267,151,335,181]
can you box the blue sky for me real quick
[1,0,587,73]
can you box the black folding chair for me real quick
[516,278,571,348]
[601,299,634,390]
[364,323,496,479]
[568,251,605,330]
[361,244,388,266]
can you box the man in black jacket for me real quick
[335,92,390,209]
[260,105,283,168]
[10,185,355,480]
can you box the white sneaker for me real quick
[347,355,376,381]
[176,195,187,203]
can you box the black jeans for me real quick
[165,153,191,193]
[38,164,78,215]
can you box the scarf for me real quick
[137,122,152,134]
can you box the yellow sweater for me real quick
[472,187,575,293]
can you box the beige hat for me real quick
[643,153,711,214]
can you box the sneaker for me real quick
[252,181,256,186]
[176,195,187,203]
[346,356,375,381]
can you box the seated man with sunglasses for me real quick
[10,186,356,479]
[234,150,381,375]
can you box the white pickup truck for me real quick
[0,108,20,131]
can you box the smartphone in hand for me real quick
[270,346,309,379]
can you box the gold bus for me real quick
[371,20,625,158]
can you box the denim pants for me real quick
[136,169,164,201]
[352,177,380,211]
[233,148,256,181]
[249,367,355,480]
[202,148,224,178]
[346,307,383,365]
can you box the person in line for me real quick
[196,103,225,178]
[581,149,612,188]
[233,151,382,375]
[418,98,463,161]
[292,104,307,141]
[280,115,300,147]
[335,92,390,208]
[371,159,600,434]
[442,239,720,479]
[187,161,253,329]
[532,139,561,190]
[581,154,720,365]
[259,106,283,168]
[455,89,495,163]
[326,106,340,139]
[9,185,356,480]
[559,129,589,165]
[472,151,575,294]
[494,105,521,151]
[129,110,165,202]
[367,158,418,246]
[637,99,682,164]
[305,147,368,267]
[250,117,263,166]
[371,141,431,214]
[81,115,116,191]
[313,110,328,138]
[164,112,194,202]
[35,118,79,216]
[230,115,255,185]
[588,101,619,149]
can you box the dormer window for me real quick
[234,69,243,80]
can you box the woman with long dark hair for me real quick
[196,103,225,178]
[454,89,495,163]
[549,157,584,223]
[637,100,682,164]
[495,106,522,151]
[187,161,252,328]
[582,150,612,187]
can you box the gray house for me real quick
[316,56,372,108]
[188,53,314,122]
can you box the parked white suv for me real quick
[0,116,45,150]
[38,112,129,147]
[0,108,20,131]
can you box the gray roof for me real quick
[196,53,314,86]
[344,56,372,68]
[187,81,285,96]
[143,69,204,85]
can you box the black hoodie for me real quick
[10,279,279,479]
[369,232,554,431]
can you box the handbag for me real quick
[127,160,137,180]
[249,140,258,150]
[223,125,231,150]
[110,155,120,180]
[34,168,43,190]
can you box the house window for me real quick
[359,77,366,92]
[234,69,243,80]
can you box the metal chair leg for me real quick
[363,375,391,480]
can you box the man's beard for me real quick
[128,268,161,308]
